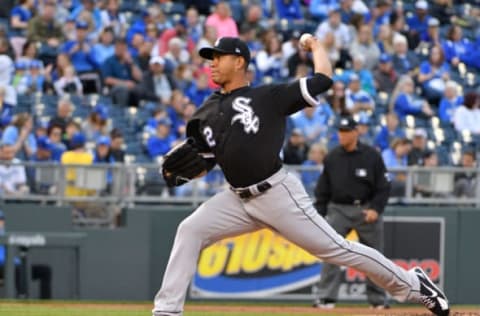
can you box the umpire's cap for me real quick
[199,37,250,64]
[337,116,358,131]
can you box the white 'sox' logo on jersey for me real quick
[231,97,260,134]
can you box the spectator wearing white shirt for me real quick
[349,24,380,70]
[315,7,351,67]
[0,142,28,196]
[0,37,16,106]
[453,92,480,135]
[54,65,83,97]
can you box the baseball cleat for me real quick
[312,299,336,309]
[413,267,450,316]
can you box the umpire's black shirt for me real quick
[314,142,391,216]
[186,73,332,188]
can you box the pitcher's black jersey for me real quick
[186,73,333,187]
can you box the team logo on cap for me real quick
[231,97,259,134]
[341,119,348,125]
[214,38,221,46]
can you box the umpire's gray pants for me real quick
[152,169,421,316]
[314,203,386,306]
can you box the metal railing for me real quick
[0,161,479,207]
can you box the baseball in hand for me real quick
[299,33,314,51]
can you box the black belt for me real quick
[231,182,272,199]
[332,199,368,206]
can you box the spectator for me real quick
[46,124,66,162]
[153,17,190,58]
[0,86,13,125]
[186,72,212,107]
[146,118,176,160]
[196,25,218,52]
[0,142,28,196]
[60,132,94,197]
[44,53,72,87]
[345,73,374,114]
[275,0,302,21]
[256,36,285,81]
[453,92,480,134]
[442,25,471,67]
[377,24,394,54]
[33,136,53,162]
[391,33,419,76]
[185,7,203,44]
[92,27,115,65]
[109,129,125,163]
[61,20,100,94]
[1,112,36,158]
[16,60,45,95]
[349,24,380,70]
[283,128,309,165]
[414,150,440,197]
[357,114,374,146]
[54,65,83,97]
[408,128,428,166]
[241,4,268,36]
[287,39,314,78]
[292,105,333,145]
[136,37,154,73]
[100,0,127,38]
[423,18,441,47]
[0,36,17,106]
[93,136,114,163]
[438,81,463,124]
[347,54,376,96]
[69,0,102,38]
[9,0,34,58]
[454,150,477,198]
[374,53,398,94]
[315,7,351,67]
[63,120,81,150]
[406,0,432,43]
[390,75,433,119]
[126,7,157,46]
[326,80,349,115]
[301,143,327,195]
[102,38,142,107]
[374,112,405,151]
[205,2,238,39]
[381,137,410,196]
[309,0,340,21]
[163,37,190,69]
[430,0,456,25]
[321,31,340,67]
[26,0,62,63]
[390,11,419,50]
[49,96,73,134]
[137,56,177,105]
[82,104,111,141]
[418,45,450,104]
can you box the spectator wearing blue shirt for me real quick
[186,72,212,107]
[92,27,115,65]
[146,118,176,160]
[357,114,374,146]
[374,112,405,151]
[1,112,36,159]
[93,136,115,187]
[442,25,472,67]
[309,0,339,21]
[256,36,286,81]
[391,75,433,120]
[418,45,450,104]
[292,103,333,145]
[301,143,327,196]
[33,136,53,162]
[406,0,431,42]
[61,21,100,94]
[0,86,13,127]
[381,137,410,197]
[438,81,463,124]
[102,38,142,107]
[275,0,302,21]
[126,9,152,45]
[9,0,33,38]
[372,0,392,37]
[46,124,66,162]
[345,73,375,115]
[16,60,45,95]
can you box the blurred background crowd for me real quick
[0,0,480,200]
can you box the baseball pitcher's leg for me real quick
[152,190,261,316]
[356,215,387,307]
[314,207,352,306]
[245,173,419,303]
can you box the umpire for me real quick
[313,116,391,309]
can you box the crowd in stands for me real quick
[0,0,479,199]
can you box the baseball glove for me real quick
[162,138,207,187]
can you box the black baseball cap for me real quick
[199,37,250,64]
[337,116,358,131]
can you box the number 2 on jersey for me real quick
[203,126,216,147]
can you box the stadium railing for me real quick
[0,162,479,207]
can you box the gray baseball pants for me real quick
[314,203,386,306]
[152,168,420,316]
